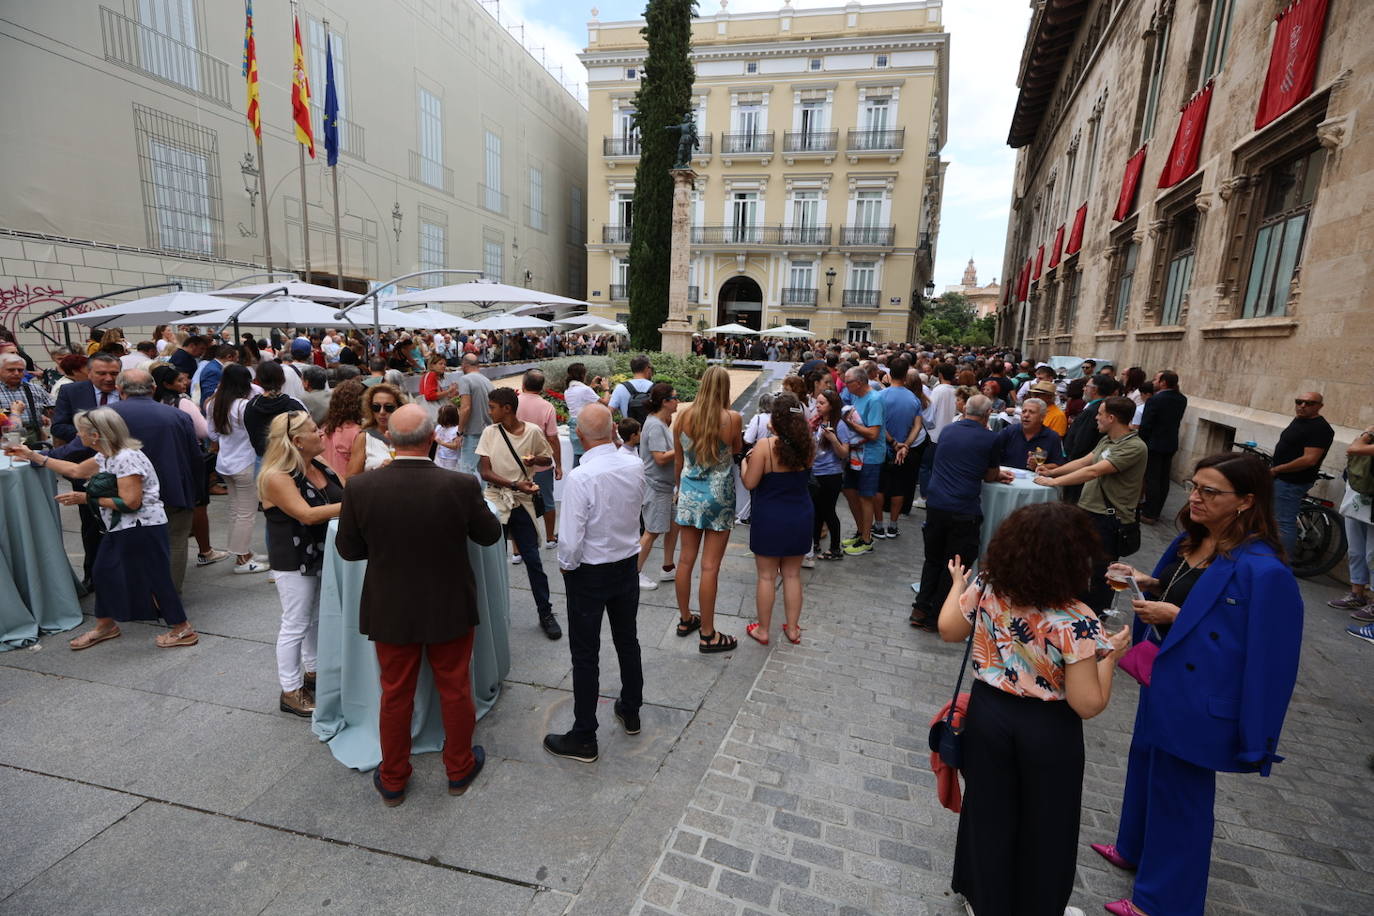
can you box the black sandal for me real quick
[676,614,702,637]
[818,549,845,561]
[699,630,737,653]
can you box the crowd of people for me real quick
[0,319,1335,914]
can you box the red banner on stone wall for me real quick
[1067,203,1087,255]
[1048,224,1066,268]
[1016,257,1031,302]
[1033,244,1045,280]
[1255,0,1330,129]
[1113,146,1148,221]
[1159,82,1214,188]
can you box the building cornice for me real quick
[580,33,947,68]
[589,2,940,31]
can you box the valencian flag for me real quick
[1113,145,1148,221]
[1159,82,1213,189]
[323,33,339,167]
[242,1,260,139]
[1066,203,1087,255]
[291,14,315,157]
[1256,0,1330,129]
[1048,224,1065,269]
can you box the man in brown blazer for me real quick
[335,404,502,807]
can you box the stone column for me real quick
[658,167,697,356]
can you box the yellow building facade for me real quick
[580,1,948,343]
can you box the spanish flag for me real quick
[291,14,315,157]
[242,1,260,140]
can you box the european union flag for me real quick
[323,36,339,167]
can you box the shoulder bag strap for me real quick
[944,584,981,726]
[496,424,531,481]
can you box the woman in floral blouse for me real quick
[938,501,1131,916]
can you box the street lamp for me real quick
[391,203,403,244]
[825,267,837,302]
[240,153,260,205]
[924,279,936,297]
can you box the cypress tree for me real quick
[626,0,696,350]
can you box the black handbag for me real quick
[927,591,978,770]
[496,424,546,518]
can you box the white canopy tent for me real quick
[57,291,236,328]
[207,280,359,303]
[701,322,759,336]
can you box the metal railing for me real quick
[692,225,776,245]
[782,287,818,306]
[479,184,508,215]
[603,136,641,157]
[311,107,366,161]
[847,128,906,152]
[781,226,832,246]
[609,284,629,300]
[409,151,453,195]
[783,130,838,153]
[100,6,233,108]
[721,132,775,154]
[602,225,632,244]
[840,226,896,246]
[842,289,881,308]
[693,134,713,155]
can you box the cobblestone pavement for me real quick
[633,490,1374,916]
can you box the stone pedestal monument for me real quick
[658,167,697,357]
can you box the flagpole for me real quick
[291,0,312,283]
[256,135,273,274]
[325,19,344,291]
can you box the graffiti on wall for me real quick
[0,283,93,349]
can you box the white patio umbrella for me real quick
[569,320,629,336]
[473,313,553,331]
[57,291,235,328]
[207,280,358,303]
[759,324,816,339]
[701,322,759,336]
[552,313,594,326]
[390,281,586,310]
[399,307,475,328]
[170,297,348,328]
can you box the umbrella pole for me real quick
[210,285,290,340]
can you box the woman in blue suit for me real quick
[1094,452,1303,916]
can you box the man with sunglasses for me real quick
[1271,392,1334,557]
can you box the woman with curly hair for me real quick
[347,382,408,477]
[938,500,1131,916]
[320,378,366,480]
[741,392,815,645]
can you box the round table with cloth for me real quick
[979,469,1059,556]
[0,457,83,651]
[310,512,511,770]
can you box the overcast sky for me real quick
[489,0,1029,290]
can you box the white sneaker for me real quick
[510,554,523,566]
[659,566,677,581]
[912,496,927,509]
[543,539,558,550]
[232,560,267,575]
[801,554,815,568]
[638,574,658,590]
[196,548,230,567]
[1064,908,1086,916]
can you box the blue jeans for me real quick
[1346,515,1374,587]
[458,434,481,475]
[1273,478,1309,558]
[506,507,552,618]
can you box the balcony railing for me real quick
[721,132,775,154]
[693,134,713,155]
[847,128,906,152]
[602,225,632,244]
[603,136,641,157]
[479,183,508,215]
[842,289,881,308]
[840,226,896,247]
[781,287,818,306]
[781,226,832,246]
[609,284,629,300]
[310,107,366,161]
[100,6,233,108]
[409,151,453,195]
[783,130,838,153]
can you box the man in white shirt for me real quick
[917,363,960,509]
[278,340,310,400]
[545,403,645,763]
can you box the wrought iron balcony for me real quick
[847,128,906,152]
[783,130,838,153]
[840,226,896,247]
[692,134,713,155]
[311,107,366,161]
[721,132,775,154]
[609,284,629,300]
[409,151,453,195]
[603,136,640,157]
[781,287,818,306]
[781,226,832,246]
[100,6,233,107]
[602,225,632,244]
[842,289,881,308]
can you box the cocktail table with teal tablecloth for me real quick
[979,470,1060,556]
[311,515,511,770]
[0,458,83,651]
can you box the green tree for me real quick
[626,0,697,349]
[927,292,975,333]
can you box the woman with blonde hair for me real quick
[6,408,197,649]
[258,410,344,717]
[674,365,743,653]
[347,382,408,476]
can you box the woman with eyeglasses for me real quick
[348,383,408,477]
[1094,452,1303,916]
[258,410,344,717]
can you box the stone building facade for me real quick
[997,0,1372,489]
[580,1,949,343]
[944,258,1001,318]
[0,0,586,350]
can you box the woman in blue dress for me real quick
[742,392,815,645]
[674,365,743,653]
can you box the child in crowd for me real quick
[618,417,641,458]
[434,403,463,471]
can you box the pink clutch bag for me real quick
[1118,639,1159,686]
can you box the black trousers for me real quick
[952,681,1085,916]
[1085,511,1119,613]
[75,483,104,583]
[563,556,642,742]
[810,472,844,551]
[914,507,981,614]
[1141,450,1175,520]
[880,439,923,514]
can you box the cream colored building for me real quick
[580,1,948,344]
[0,0,586,348]
[944,258,1000,319]
[998,0,1373,488]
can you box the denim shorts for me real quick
[842,463,881,497]
[534,468,556,507]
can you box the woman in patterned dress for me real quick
[673,366,742,653]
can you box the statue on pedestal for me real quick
[668,117,699,169]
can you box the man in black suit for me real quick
[1060,374,1119,504]
[1138,370,1188,523]
[49,353,121,588]
[335,404,502,807]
